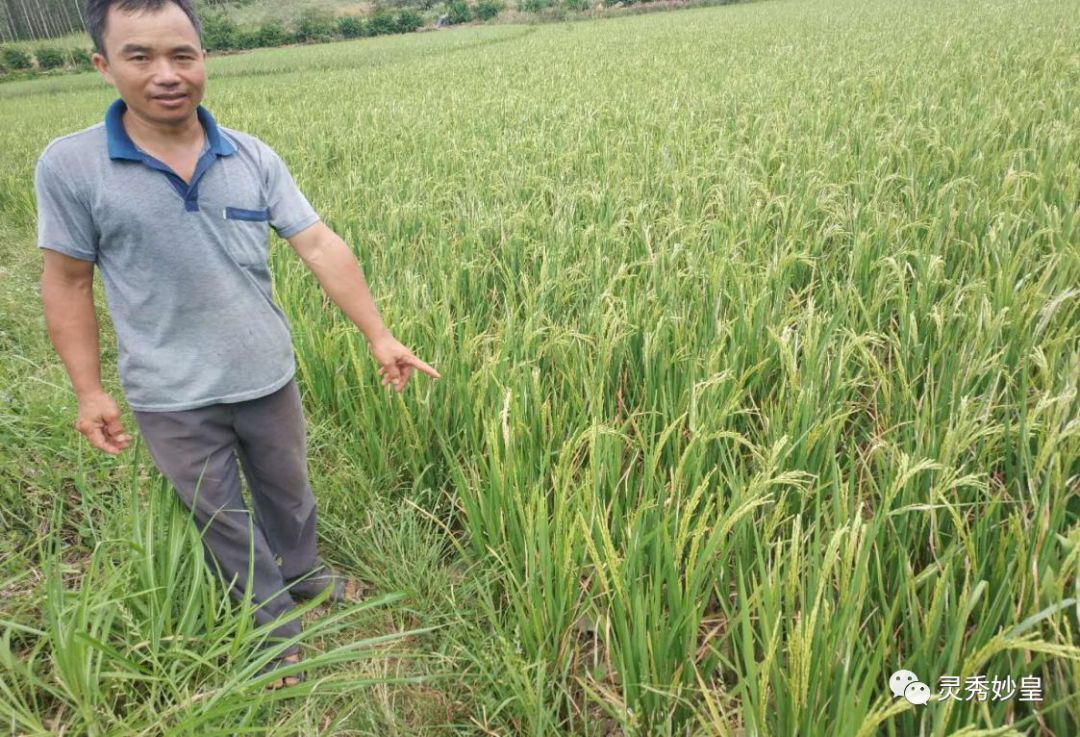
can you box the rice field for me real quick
[1,0,1078,735]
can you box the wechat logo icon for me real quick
[890,669,932,705]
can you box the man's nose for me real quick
[150,58,182,85]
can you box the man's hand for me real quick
[286,224,442,392]
[75,391,132,454]
[367,333,441,393]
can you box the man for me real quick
[35,0,440,689]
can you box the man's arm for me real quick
[286,222,440,392]
[41,251,102,396]
[287,221,390,342]
[41,250,131,454]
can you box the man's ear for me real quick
[91,52,115,85]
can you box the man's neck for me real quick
[122,106,204,153]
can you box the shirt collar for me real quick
[105,98,237,161]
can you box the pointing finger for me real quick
[404,355,441,380]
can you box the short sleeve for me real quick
[262,145,319,239]
[35,157,98,262]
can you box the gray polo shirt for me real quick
[35,98,320,412]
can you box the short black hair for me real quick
[85,0,202,56]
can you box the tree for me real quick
[0,0,90,43]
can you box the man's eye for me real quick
[131,55,147,62]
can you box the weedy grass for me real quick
[1,1,1078,734]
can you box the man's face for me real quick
[91,3,206,127]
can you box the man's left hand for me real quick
[368,333,441,393]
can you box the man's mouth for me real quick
[153,93,187,102]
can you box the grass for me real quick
[1,0,1079,734]
[219,0,373,27]
[1,31,90,53]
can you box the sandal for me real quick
[258,650,305,690]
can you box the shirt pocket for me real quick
[224,206,271,222]
[222,206,270,265]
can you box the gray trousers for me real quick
[133,378,318,655]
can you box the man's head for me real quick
[88,0,206,128]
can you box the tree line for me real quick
[0,0,237,43]
[0,0,87,42]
